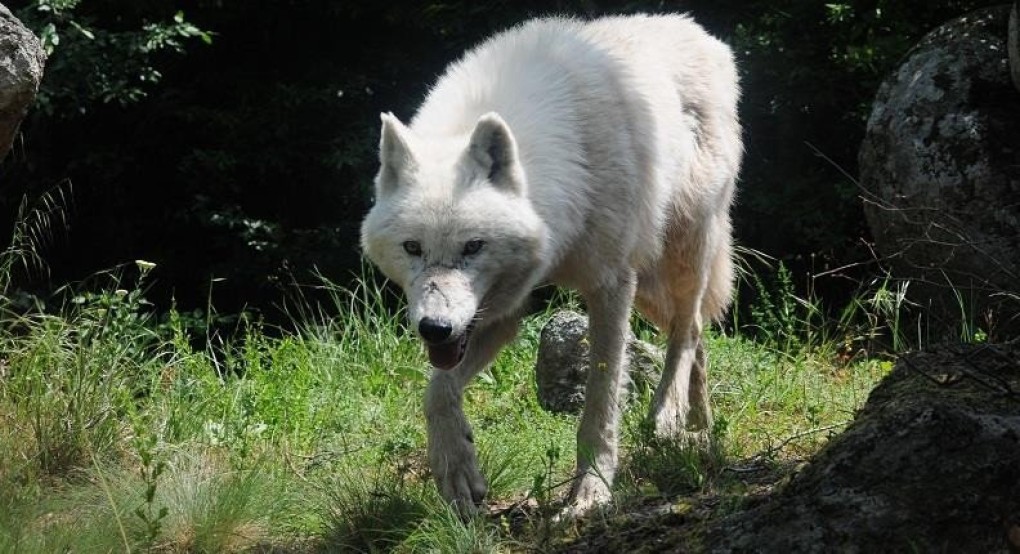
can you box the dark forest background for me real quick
[1,0,1004,321]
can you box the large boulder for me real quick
[707,344,1020,552]
[859,6,1020,337]
[0,4,45,160]
[534,310,662,414]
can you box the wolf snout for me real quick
[419,317,454,344]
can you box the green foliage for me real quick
[0,262,166,485]
[749,261,810,353]
[19,0,212,112]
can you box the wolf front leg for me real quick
[425,316,519,517]
[565,271,637,517]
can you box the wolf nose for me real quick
[419,317,453,344]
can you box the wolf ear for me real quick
[376,112,415,197]
[466,112,524,195]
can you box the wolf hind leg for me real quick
[638,248,715,439]
[681,234,734,435]
[645,291,702,438]
[564,270,637,517]
[426,316,519,516]
[649,310,713,439]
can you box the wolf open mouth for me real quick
[426,326,472,371]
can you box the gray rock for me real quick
[858,6,1020,336]
[0,5,45,161]
[534,310,663,414]
[706,344,1020,553]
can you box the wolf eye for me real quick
[462,239,485,256]
[403,241,422,256]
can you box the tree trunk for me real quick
[1011,0,1019,92]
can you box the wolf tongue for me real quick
[427,341,461,370]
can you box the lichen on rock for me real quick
[859,6,1020,336]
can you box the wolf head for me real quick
[361,112,547,370]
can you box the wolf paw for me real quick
[650,400,689,439]
[557,472,613,521]
[648,412,714,446]
[429,430,487,516]
[653,415,687,441]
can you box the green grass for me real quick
[0,263,895,552]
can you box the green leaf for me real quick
[70,21,95,40]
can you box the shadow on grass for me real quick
[321,472,430,553]
[619,421,729,499]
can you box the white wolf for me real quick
[361,14,741,516]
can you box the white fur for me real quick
[361,14,742,516]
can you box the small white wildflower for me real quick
[135,260,156,272]
[114,289,128,297]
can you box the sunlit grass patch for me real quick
[0,265,899,551]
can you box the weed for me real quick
[529,443,563,511]
[131,416,169,548]
[0,185,70,300]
